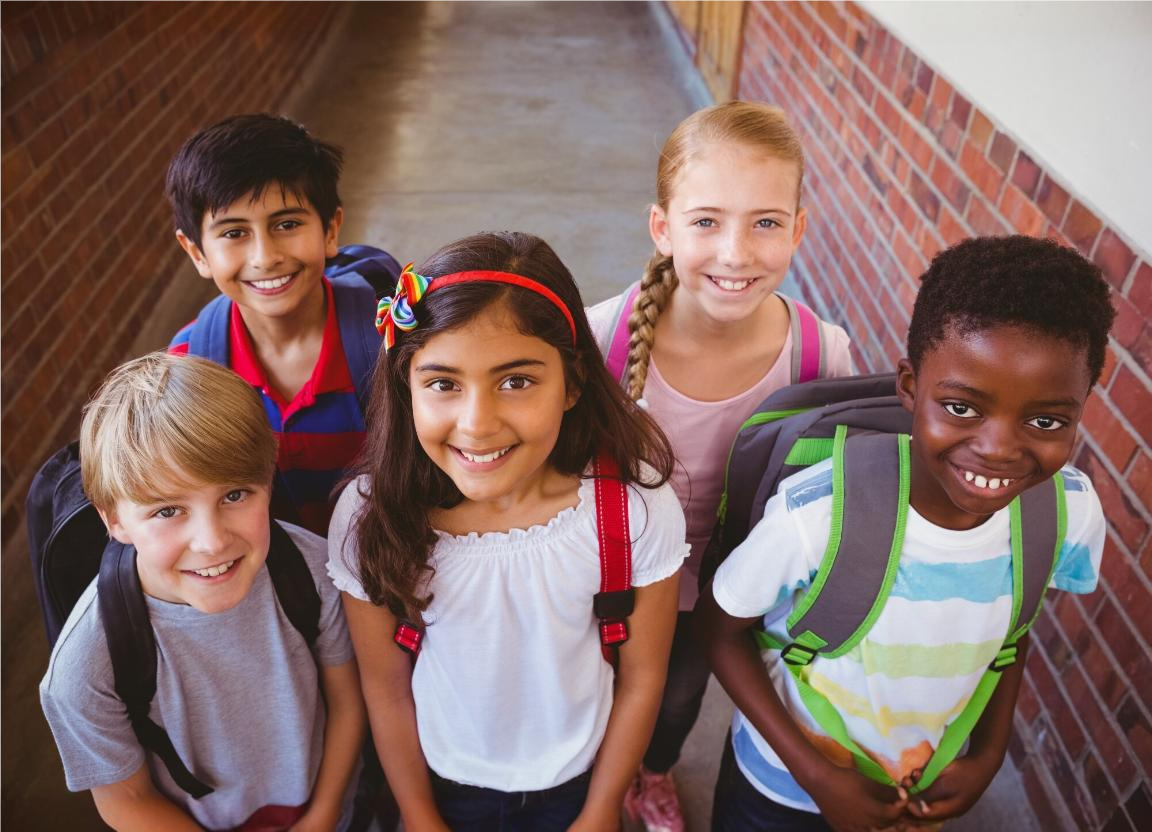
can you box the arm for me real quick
[569,571,679,832]
[290,659,367,832]
[90,765,203,832]
[341,594,448,832]
[903,635,1030,821]
[694,583,908,832]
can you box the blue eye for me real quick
[692,218,717,228]
[224,489,247,504]
[755,218,781,229]
[154,506,179,519]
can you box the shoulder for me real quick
[326,477,373,601]
[168,320,195,353]
[40,582,111,706]
[622,471,690,587]
[1050,465,1105,594]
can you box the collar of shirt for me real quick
[228,276,354,421]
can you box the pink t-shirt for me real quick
[587,292,854,609]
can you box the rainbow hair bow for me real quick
[376,263,430,350]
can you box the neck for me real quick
[661,290,786,347]
[238,280,328,350]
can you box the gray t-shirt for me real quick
[40,522,357,831]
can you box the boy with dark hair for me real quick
[697,235,1115,831]
[166,113,395,536]
[40,352,365,831]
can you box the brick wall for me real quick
[1,3,342,826]
[711,2,1150,829]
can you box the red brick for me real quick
[1128,261,1152,319]
[989,130,1017,173]
[1034,175,1072,227]
[999,184,1046,235]
[958,140,1005,202]
[929,157,970,212]
[1112,293,1145,353]
[966,195,1011,236]
[906,169,939,223]
[1076,444,1148,552]
[969,109,995,152]
[1064,200,1104,256]
[1081,394,1139,471]
[1128,451,1152,508]
[1092,228,1137,290]
[1100,547,1152,649]
[1011,151,1043,199]
[1115,695,1152,782]
[938,204,969,246]
[1110,366,1152,449]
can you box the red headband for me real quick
[376,265,577,350]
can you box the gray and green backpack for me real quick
[700,372,1068,794]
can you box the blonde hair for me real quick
[80,352,277,511]
[625,101,806,399]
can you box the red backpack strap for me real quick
[394,620,423,656]
[781,294,825,383]
[592,451,634,660]
[604,282,642,385]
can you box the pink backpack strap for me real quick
[781,294,825,383]
[604,282,642,384]
[592,451,634,664]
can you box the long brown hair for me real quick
[349,231,675,621]
[626,101,806,399]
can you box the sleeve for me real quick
[285,523,355,667]
[38,594,146,792]
[168,320,195,355]
[1049,466,1106,594]
[820,320,855,377]
[326,479,373,602]
[585,289,627,360]
[711,463,833,619]
[627,479,691,587]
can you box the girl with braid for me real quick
[587,101,854,832]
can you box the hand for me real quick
[806,765,908,832]
[900,754,998,822]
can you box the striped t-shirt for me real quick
[711,458,1104,812]
[169,277,366,535]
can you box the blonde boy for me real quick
[39,353,365,831]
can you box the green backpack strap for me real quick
[757,459,1067,793]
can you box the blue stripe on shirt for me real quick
[733,723,815,807]
[890,556,1012,603]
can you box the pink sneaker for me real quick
[624,767,685,832]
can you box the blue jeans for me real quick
[712,735,832,832]
[430,768,592,831]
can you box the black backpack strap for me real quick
[98,542,214,798]
[777,429,909,663]
[266,520,321,648]
[1007,472,1067,644]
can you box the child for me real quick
[696,235,1114,831]
[586,100,854,829]
[39,352,366,831]
[327,231,689,831]
[166,113,390,536]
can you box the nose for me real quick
[190,511,231,555]
[458,389,501,440]
[972,418,1023,465]
[248,230,285,271]
[718,226,752,269]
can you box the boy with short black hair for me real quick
[698,235,1115,830]
[166,113,394,535]
[40,352,365,831]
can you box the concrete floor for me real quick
[3,3,1040,829]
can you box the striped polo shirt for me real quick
[169,277,366,535]
[711,458,1104,812]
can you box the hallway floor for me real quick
[7,3,1041,829]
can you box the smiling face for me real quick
[101,473,272,614]
[408,301,578,512]
[897,323,1092,530]
[649,141,806,325]
[176,189,342,327]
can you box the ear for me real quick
[97,507,132,545]
[791,206,808,248]
[324,206,344,259]
[648,205,673,257]
[175,230,214,280]
[896,357,918,414]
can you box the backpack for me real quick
[184,244,401,407]
[697,372,1067,794]
[392,451,636,666]
[598,281,828,386]
[26,441,322,798]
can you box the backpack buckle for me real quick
[989,644,1018,672]
[593,588,635,620]
[394,621,423,655]
[781,642,818,667]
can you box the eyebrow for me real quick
[682,206,791,216]
[413,358,548,374]
[935,380,1081,409]
[207,206,309,230]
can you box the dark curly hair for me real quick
[165,113,343,248]
[907,235,1116,386]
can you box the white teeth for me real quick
[192,560,236,578]
[251,274,292,290]
[962,470,1014,491]
[712,277,753,291]
[460,447,511,464]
